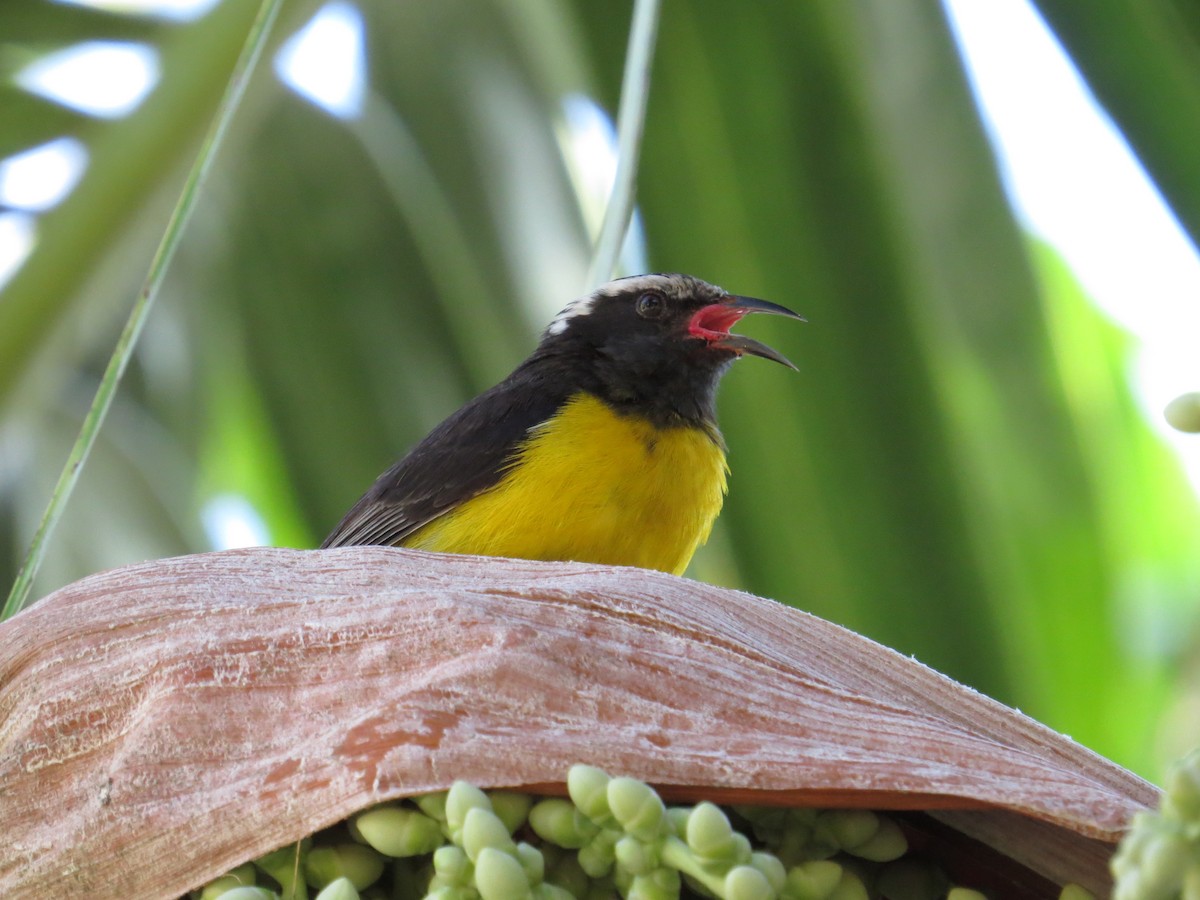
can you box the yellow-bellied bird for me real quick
[323,273,802,575]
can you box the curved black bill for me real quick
[724,295,805,370]
[727,295,806,322]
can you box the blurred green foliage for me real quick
[1,0,1198,781]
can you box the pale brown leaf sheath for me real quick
[0,548,1157,898]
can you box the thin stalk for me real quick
[587,0,661,288]
[2,0,285,621]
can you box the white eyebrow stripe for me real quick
[545,294,597,335]
[542,274,721,337]
[545,276,675,336]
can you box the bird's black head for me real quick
[526,273,803,428]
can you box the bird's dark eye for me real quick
[635,291,666,319]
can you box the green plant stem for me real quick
[1,0,285,621]
[587,0,661,288]
[659,836,727,897]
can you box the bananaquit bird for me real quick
[322,273,802,575]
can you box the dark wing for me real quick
[321,370,569,548]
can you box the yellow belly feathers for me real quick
[404,393,728,575]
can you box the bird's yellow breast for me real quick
[404,393,728,575]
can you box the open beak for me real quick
[688,295,806,369]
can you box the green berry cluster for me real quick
[187,765,1095,900]
[1112,748,1200,899]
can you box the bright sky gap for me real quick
[17,42,160,118]
[942,0,1200,490]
